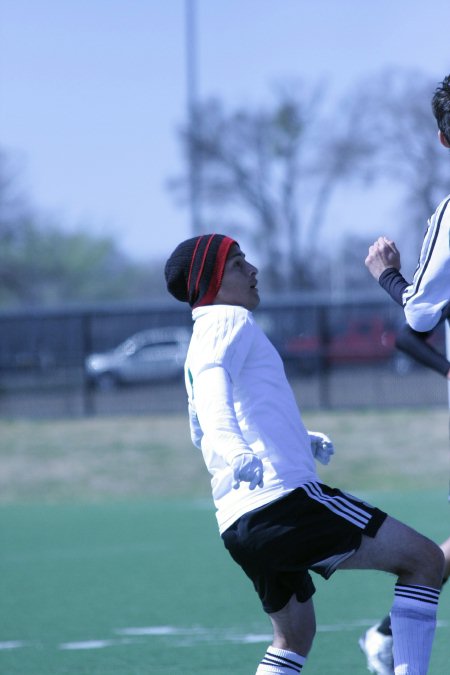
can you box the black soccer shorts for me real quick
[221,482,387,614]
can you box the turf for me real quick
[0,494,449,674]
[0,410,449,673]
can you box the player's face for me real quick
[213,244,260,310]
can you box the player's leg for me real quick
[339,515,444,675]
[256,595,314,674]
[358,533,450,675]
[338,515,443,582]
[221,494,317,675]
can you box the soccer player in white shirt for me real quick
[165,233,443,674]
[363,74,450,675]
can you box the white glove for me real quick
[231,453,264,490]
[308,431,335,465]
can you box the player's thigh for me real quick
[337,515,440,576]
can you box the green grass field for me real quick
[0,409,449,674]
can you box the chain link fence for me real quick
[0,297,447,418]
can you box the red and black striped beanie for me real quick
[165,233,236,308]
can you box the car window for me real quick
[130,341,183,358]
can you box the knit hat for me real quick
[165,233,237,307]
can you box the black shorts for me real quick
[221,482,387,614]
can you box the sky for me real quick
[1,0,450,265]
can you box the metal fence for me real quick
[0,296,447,418]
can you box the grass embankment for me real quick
[0,408,448,503]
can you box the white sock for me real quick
[255,646,306,673]
[390,583,440,674]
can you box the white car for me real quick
[85,327,191,389]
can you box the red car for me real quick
[282,316,397,372]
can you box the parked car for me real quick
[280,316,398,374]
[85,327,191,389]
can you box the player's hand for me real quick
[231,453,264,490]
[365,236,401,280]
[308,431,335,465]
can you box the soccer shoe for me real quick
[358,624,394,675]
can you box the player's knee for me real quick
[428,542,445,585]
[400,538,444,586]
[420,539,443,575]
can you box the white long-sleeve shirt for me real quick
[185,304,318,533]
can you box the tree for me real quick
[171,69,450,293]
[0,149,34,300]
[170,86,320,290]
[0,214,163,306]
[170,83,382,292]
[0,148,163,307]
[342,69,450,258]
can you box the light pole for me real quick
[185,0,202,235]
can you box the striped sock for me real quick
[255,646,305,673]
[390,583,440,674]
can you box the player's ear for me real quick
[438,129,450,148]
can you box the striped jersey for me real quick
[402,194,450,331]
